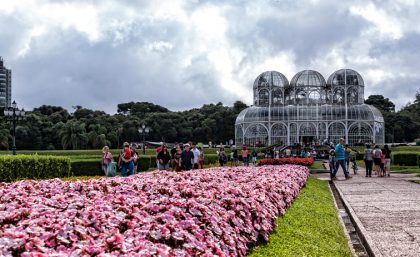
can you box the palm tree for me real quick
[58,121,88,150]
[0,129,10,150]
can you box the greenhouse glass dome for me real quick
[235,69,385,147]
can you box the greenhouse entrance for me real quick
[301,136,315,145]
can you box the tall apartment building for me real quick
[0,57,12,108]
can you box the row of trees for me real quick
[0,94,418,150]
[365,93,420,143]
[0,101,248,150]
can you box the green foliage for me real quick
[249,176,352,257]
[365,95,395,112]
[0,155,71,182]
[392,152,420,166]
[365,94,420,143]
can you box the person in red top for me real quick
[242,146,249,166]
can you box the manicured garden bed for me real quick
[249,176,352,257]
[0,165,309,256]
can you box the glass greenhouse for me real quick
[235,69,385,147]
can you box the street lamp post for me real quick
[138,124,150,155]
[3,100,25,155]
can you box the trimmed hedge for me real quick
[392,152,420,166]
[417,155,420,167]
[0,155,71,182]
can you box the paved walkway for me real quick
[316,166,420,257]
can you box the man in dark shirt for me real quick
[181,144,194,171]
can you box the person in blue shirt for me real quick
[335,138,351,179]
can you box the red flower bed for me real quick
[0,165,309,256]
[258,157,315,167]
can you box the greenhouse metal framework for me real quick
[235,69,385,147]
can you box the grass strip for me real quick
[248,176,352,257]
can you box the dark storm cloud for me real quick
[1,0,420,113]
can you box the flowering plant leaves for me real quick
[0,165,309,256]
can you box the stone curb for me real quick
[333,180,383,257]
[327,182,357,257]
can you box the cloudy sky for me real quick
[1,0,419,113]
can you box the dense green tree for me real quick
[365,95,395,112]
[0,95,416,150]
[58,120,88,150]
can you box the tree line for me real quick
[0,101,248,150]
[0,94,418,151]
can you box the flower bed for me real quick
[258,157,314,167]
[0,165,309,256]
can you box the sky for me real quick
[0,0,419,113]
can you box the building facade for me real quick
[235,69,385,147]
[0,57,12,108]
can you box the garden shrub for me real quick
[0,155,71,182]
[417,154,420,167]
[392,152,420,166]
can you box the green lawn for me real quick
[310,161,327,170]
[248,176,352,257]
[390,165,420,175]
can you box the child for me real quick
[329,149,337,180]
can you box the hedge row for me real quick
[392,152,420,166]
[0,155,71,182]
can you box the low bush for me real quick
[0,155,71,182]
[418,154,420,167]
[392,152,420,166]
[258,157,315,167]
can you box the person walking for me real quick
[231,149,238,166]
[334,138,351,179]
[218,147,227,166]
[364,144,373,177]
[198,147,204,169]
[119,143,134,177]
[173,146,183,172]
[191,144,200,169]
[329,149,337,180]
[372,145,382,176]
[157,145,171,170]
[251,149,258,166]
[345,144,351,171]
[101,146,113,175]
[384,144,392,176]
[242,146,249,166]
[181,144,194,171]
[131,143,139,174]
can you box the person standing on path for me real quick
[181,144,194,171]
[329,149,337,180]
[101,146,113,175]
[364,144,373,177]
[242,146,249,166]
[335,138,351,179]
[384,144,392,176]
[372,145,382,176]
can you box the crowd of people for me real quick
[101,138,392,179]
[328,138,392,180]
